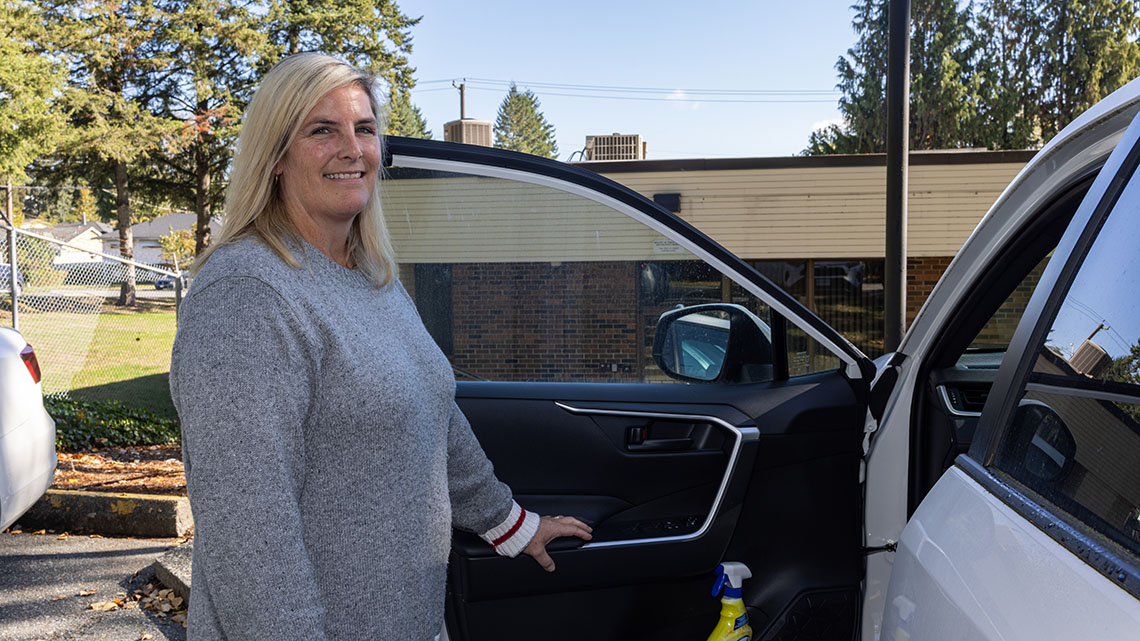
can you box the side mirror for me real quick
[1004,400,1077,484]
[653,303,773,384]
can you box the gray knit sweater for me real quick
[170,237,537,641]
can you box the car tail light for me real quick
[20,343,42,384]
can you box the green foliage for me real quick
[0,0,66,182]
[831,0,890,154]
[493,84,558,159]
[809,0,1140,154]
[159,225,196,265]
[262,0,420,94]
[387,90,432,139]
[47,397,180,451]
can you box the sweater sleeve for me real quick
[170,277,329,640]
[444,402,539,557]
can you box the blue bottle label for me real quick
[734,613,749,630]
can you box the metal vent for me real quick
[443,119,493,147]
[585,133,645,160]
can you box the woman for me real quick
[170,53,591,641]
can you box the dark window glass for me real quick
[995,171,1140,557]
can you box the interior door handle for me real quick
[628,437,694,452]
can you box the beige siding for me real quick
[383,174,695,263]
[598,162,1026,258]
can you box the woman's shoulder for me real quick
[193,236,299,291]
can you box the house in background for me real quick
[40,222,112,264]
[101,212,217,266]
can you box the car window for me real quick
[994,170,1140,557]
[382,166,788,384]
[958,253,1052,366]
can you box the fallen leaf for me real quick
[89,534,103,539]
[51,594,68,601]
[56,533,69,540]
[88,600,119,611]
[32,529,45,535]
[77,589,97,596]
[141,634,153,640]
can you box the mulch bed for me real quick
[51,445,187,497]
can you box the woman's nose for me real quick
[340,133,363,160]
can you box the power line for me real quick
[415,77,839,103]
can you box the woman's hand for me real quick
[523,515,593,572]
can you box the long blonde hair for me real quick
[194,52,396,287]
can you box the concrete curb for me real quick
[154,540,193,603]
[17,489,193,538]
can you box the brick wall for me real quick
[449,262,642,382]
[907,257,954,326]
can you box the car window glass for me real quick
[965,253,1052,357]
[995,172,1140,557]
[382,166,783,384]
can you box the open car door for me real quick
[383,138,875,640]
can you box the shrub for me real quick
[46,397,181,451]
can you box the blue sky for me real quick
[398,1,859,160]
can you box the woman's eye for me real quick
[312,126,331,135]
[357,126,376,135]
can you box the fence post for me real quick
[174,271,183,318]
[6,226,17,331]
[5,177,17,330]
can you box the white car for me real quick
[375,78,1140,641]
[0,327,57,532]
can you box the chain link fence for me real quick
[2,224,184,419]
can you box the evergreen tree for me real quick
[145,0,266,255]
[909,0,980,149]
[813,0,1140,154]
[973,0,1047,149]
[387,90,432,139]
[263,0,420,95]
[0,0,65,183]
[42,0,184,306]
[1038,0,1140,139]
[831,0,891,154]
[493,84,558,159]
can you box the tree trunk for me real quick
[114,160,136,307]
[194,119,212,256]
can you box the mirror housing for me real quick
[1003,400,1077,484]
[653,304,773,384]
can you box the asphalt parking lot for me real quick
[0,532,186,641]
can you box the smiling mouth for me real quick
[324,172,364,180]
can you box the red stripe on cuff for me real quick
[491,508,528,548]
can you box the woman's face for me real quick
[276,83,380,231]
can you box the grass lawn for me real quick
[1,297,180,420]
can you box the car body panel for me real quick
[0,327,57,532]
[883,466,1140,641]
[862,77,1140,638]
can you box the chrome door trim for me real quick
[554,401,759,549]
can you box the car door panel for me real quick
[448,373,865,640]
[382,137,872,640]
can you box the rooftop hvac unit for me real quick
[444,119,493,147]
[585,134,645,161]
[1069,339,1112,377]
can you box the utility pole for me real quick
[452,80,467,119]
[885,0,911,353]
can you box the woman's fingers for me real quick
[522,514,595,572]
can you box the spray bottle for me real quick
[705,562,753,641]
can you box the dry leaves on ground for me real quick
[136,582,188,627]
[52,445,186,496]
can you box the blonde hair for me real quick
[194,52,396,287]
